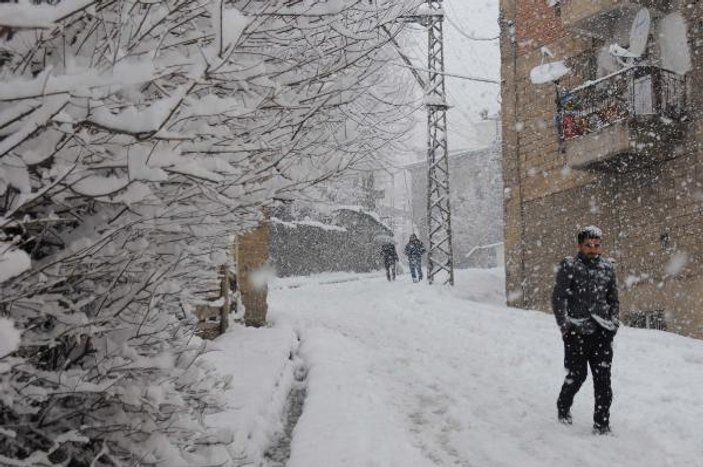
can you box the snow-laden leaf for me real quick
[0,100,41,136]
[106,182,156,205]
[0,94,69,157]
[0,62,159,101]
[71,175,129,196]
[0,243,31,283]
[89,86,188,135]
[0,317,21,360]
[0,0,95,28]
[166,161,224,182]
[19,128,65,166]
[128,149,168,182]
[0,155,30,193]
[211,4,251,55]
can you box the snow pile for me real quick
[202,325,299,464]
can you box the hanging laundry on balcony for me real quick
[558,91,584,139]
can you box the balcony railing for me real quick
[557,66,686,141]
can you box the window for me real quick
[625,310,667,330]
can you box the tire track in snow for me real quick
[263,334,308,466]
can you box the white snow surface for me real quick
[207,268,703,466]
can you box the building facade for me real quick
[500,0,703,338]
[406,145,504,269]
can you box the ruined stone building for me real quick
[499,0,703,338]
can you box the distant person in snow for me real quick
[552,225,619,435]
[380,240,399,281]
[404,234,426,283]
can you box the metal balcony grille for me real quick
[557,66,686,141]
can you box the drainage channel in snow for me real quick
[263,343,308,466]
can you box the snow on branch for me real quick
[0,0,421,463]
[0,62,160,102]
[0,0,96,29]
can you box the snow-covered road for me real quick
[208,269,703,466]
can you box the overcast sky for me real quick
[404,0,501,155]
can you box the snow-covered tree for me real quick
[0,0,421,464]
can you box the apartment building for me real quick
[500,0,703,337]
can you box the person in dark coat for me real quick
[552,225,619,435]
[380,240,399,281]
[404,234,426,283]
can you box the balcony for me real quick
[561,1,671,38]
[557,66,686,171]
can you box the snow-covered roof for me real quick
[332,206,392,233]
[270,217,347,233]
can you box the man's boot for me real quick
[592,423,611,435]
[557,409,572,425]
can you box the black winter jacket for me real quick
[404,239,426,258]
[552,253,620,333]
[381,242,398,262]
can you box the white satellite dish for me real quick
[530,61,570,84]
[608,44,639,59]
[629,8,651,56]
[610,8,651,60]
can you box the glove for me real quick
[560,323,572,338]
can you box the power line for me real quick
[444,2,499,42]
[391,62,499,84]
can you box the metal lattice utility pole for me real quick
[423,0,453,285]
[387,0,454,285]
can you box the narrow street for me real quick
[260,269,703,467]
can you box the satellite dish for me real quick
[609,8,650,61]
[530,61,570,84]
[609,44,639,59]
[629,8,651,57]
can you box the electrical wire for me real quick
[444,3,499,42]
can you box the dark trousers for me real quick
[408,257,422,281]
[384,260,396,281]
[557,327,614,427]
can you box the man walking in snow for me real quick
[552,226,619,435]
[404,234,426,283]
[380,239,399,281]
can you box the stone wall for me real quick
[237,221,269,328]
[500,0,703,338]
[269,209,391,277]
